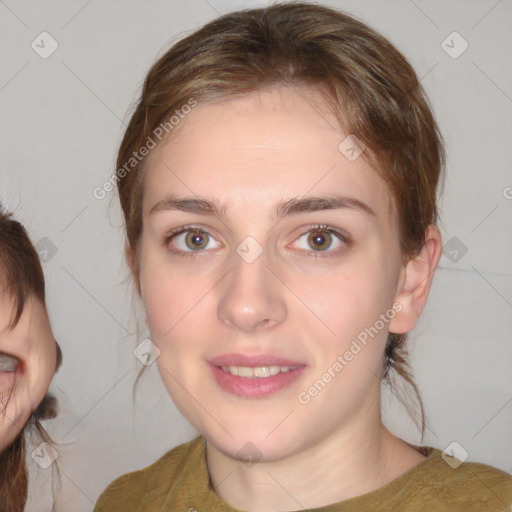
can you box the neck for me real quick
[205,402,424,511]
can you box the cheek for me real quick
[142,269,216,427]
[291,256,399,392]
[140,227,232,339]
[141,257,214,343]
[22,323,58,411]
[295,259,395,342]
[27,346,56,411]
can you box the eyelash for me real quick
[163,224,350,259]
[292,224,350,260]
[163,225,218,259]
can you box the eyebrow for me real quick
[149,194,376,219]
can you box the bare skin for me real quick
[0,295,58,452]
[137,84,442,511]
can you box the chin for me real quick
[203,421,304,464]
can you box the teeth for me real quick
[220,365,295,378]
[0,353,20,372]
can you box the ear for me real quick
[388,225,443,334]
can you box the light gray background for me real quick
[0,0,511,510]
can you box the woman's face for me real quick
[0,294,57,452]
[139,85,408,461]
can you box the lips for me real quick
[208,353,307,398]
[209,353,305,368]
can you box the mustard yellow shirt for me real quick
[94,436,512,511]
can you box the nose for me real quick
[217,248,287,334]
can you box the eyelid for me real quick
[163,223,351,258]
[165,224,211,240]
[288,224,351,257]
[164,224,222,255]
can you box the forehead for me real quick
[142,85,395,223]
[0,279,17,329]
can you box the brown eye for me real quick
[184,230,209,250]
[307,230,332,251]
[291,226,348,255]
[167,227,221,254]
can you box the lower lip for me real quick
[209,364,306,398]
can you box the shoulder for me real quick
[93,436,204,512]
[409,447,512,511]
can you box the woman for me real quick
[0,207,61,512]
[95,2,512,510]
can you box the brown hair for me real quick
[0,207,61,512]
[116,2,444,438]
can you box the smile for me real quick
[220,365,297,378]
[210,363,306,398]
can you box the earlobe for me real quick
[389,225,443,334]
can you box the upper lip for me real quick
[209,353,306,368]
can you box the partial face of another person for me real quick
[139,85,416,461]
[0,293,58,452]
